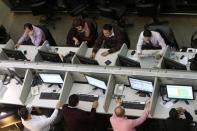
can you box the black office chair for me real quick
[31,0,61,29]
[146,24,179,50]
[0,25,10,44]
[136,1,169,26]
[36,25,57,46]
[97,1,132,27]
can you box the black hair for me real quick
[143,29,152,37]
[169,108,179,120]
[19,107,29,120]
[24,23,33,30]
[68,94,79,107]
[103,24,113,31]
[72,18,85,28]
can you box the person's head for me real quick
[72,18,85,32]
[68,94,79,107]
[18,107,30,121]
[102,24,113,38]
[169,108,179,120]
[24,23,33,34]
[114,106,125,118]
[143,30,152,43]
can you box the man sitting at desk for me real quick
[165,107,193,131]
[62,94,98,131]
[110,98,150,131]
[16,23,45,48]
[66,18,97,47]
[91,24,125,59]
[18,101,60,131]
[136,29,166,59]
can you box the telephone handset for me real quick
[160,84,171,104]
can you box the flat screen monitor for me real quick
[38,50,62,63]
[166,85,194,100]
[39,73,64,84]
[2,48,27,60]
[163,57,187,70]
[85,75,107,90]
[118,55,141,68]
[128,77,153,93]
[76,55,99,65]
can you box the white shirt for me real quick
[136,31,166,54]
[22,109,58,131]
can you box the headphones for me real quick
[191,31,197,48]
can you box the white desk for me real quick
[127,50,161,69]
[85,48,119,66]
[68,83,106,113]
[0,79,23,105]
[108,86,150,117]
[53,47,78,56]
[17,45,41,61]
[25,84,62,108]
[153,95,197,121]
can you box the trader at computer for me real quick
[165,107,193,131]
[18,101,60,131]
[66,18,97,47]
[91,24,125,59]
[110,97,150,131]
[62,94,98,131]
[16,23,45,48]
[136,29,166,59]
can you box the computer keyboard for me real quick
[77,94,99,102]
[40,92,60,100]
[121,101,145,110]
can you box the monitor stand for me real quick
[136,91,150,97]
[173,99,189,105]
[92,87,105,94]
[48,84,62,88]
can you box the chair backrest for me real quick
[147,25,179,50]
[36,25,57,46]
[116,26,130,48]
[191,31,197,48]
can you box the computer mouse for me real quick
[180,55,185,59]
[24,50,27,55]
[131,50,136,55]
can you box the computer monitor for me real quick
[38,50,62,63]
[76,55,99,65]
[38,73,64,84]
[166,85,194,100]
[163,57,187,70]
[2,48,27,60]
[85,75,107,90]
[118,55,141,68]
[128,77,153,93]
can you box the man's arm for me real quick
[157,33,167,54]
[136,32,144,54]
[17,32,29,44]
[92,33,104,53]
[184,110,193,121]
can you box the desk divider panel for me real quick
[33,40,49,61]
[72,42,88,64]
[60,72,74,104]
[103,74,116,112]
[115,44,128,66]
[19,69,34,104]
[157,46,169,68]
[4,39,14,49]
[150,77,160,116]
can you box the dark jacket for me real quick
[165,111,193,131]
[92,26,125,54]
[62,105,96,131]
[66,19,97,48]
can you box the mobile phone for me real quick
[105,60,112,65]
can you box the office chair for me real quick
[136,0,169,26]
[191,31,197,48]
[0,25,10,44]
[146,24,179,50]
[97,0,132,27]
[36,25,57,46]
[31,0,61,29]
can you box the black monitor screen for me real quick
[2,48,27,60]
[163,57,187,70]
[118,55,140,68]
[38,50,62,63]
[76,54,99,65]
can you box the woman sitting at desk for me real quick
[66,18,98,48]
